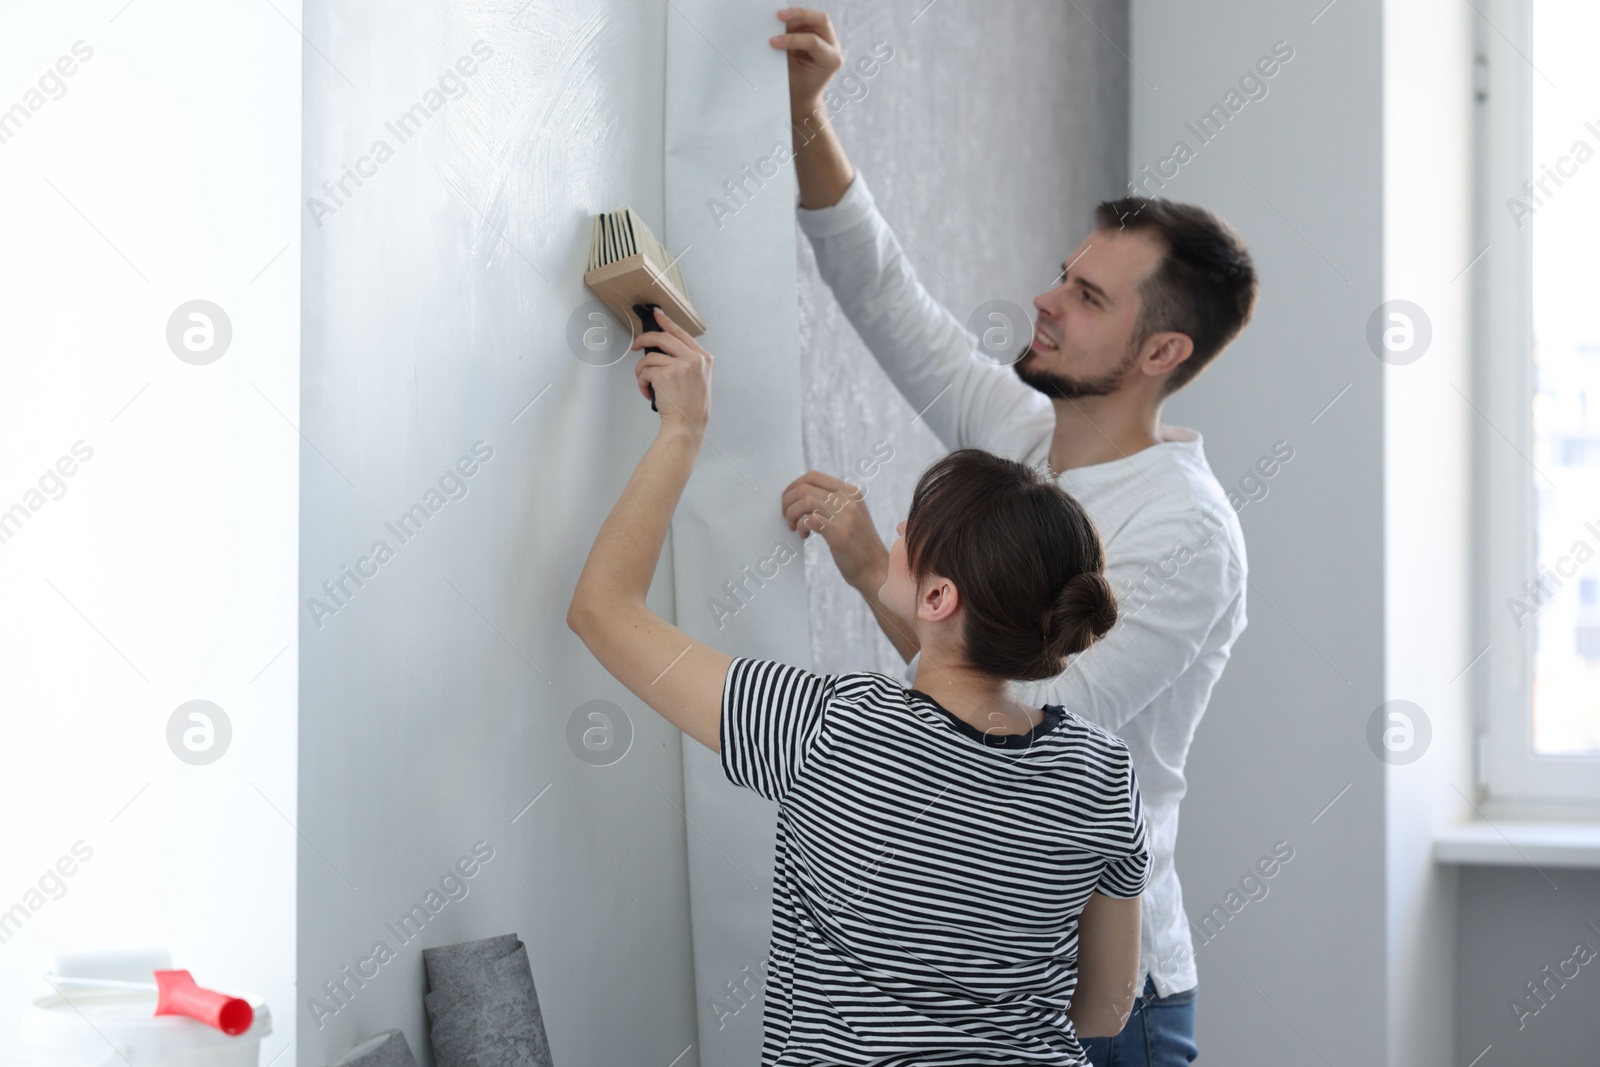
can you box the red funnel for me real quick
[152,970,254,1036]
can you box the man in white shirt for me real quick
[770,10,1256,1065]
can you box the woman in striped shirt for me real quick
[568,308,1150,1066]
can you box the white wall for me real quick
[296,3,697,1065]
[0,1,300,1063]
[1130,1,1389,1062]
[1381,0,1475,1063]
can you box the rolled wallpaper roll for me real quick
[422,934,554,1067]
[330,1029,419,1067]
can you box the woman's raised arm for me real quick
[565,308,732,752]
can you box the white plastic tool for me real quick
[24,949,272,1067]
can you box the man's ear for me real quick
[1140,331,1193,380]
[918,574,961,624]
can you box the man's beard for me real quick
[1011,341,1140,400]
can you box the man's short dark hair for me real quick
[1094,198,1258,395]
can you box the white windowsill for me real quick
[1434,821,1600,870]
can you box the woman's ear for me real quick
[918,574,961,624]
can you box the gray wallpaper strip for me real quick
[796,0,1129,678]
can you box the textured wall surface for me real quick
[794,0,1131,678]
[298,4,698,1065]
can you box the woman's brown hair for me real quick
[904,449,1116,681]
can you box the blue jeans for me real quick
[1080,978,1197,1067]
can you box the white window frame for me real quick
[1475,0,1600,812]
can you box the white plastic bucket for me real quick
[23,988,271,1067]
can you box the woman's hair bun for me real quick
[902,448,1116,682]
[1044,571,1119,658]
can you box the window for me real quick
[1478,0,1600,807]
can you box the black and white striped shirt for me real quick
[721,657,1150,1067]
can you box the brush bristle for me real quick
[588,206,689,298]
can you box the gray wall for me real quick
[297,3,697,1065]
[1129,0,1390,1063]
[797,0,1131,677]
[1456,868,1600,1062]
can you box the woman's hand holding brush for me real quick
[632,307,713,436]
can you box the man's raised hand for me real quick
[771,8,842,113]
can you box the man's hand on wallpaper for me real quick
[772,7,842,110]
[770,8,854,210]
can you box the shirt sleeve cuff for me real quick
[719,656,746,786]
[796,168,877,239]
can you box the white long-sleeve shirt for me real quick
[796,169,1248,996]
